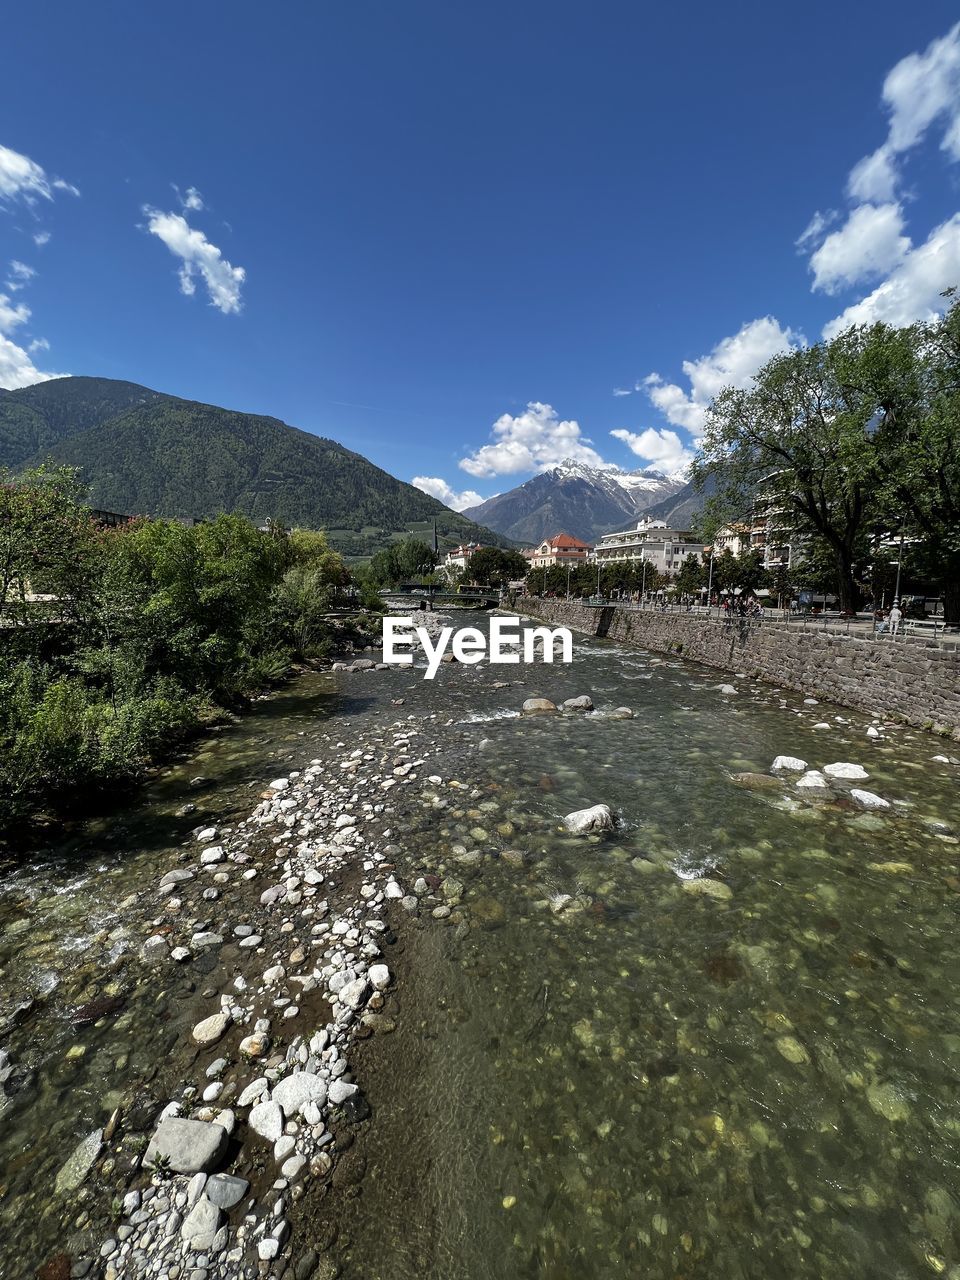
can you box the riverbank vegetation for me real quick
[696,298,960,621]
[0,468,358,831]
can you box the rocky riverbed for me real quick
[5,617,960,1280]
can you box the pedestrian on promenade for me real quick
[889,601,903,637]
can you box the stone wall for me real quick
[519,598,960,736]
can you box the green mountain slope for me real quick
[0,377,510,554]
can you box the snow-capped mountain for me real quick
[461,459,688,544]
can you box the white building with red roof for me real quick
[527,532,593,568]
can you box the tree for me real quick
[674,553,705,597]
[697,323,921,612]
[468,546,528,587]
[367,537,438,586]
[870,295,960,625]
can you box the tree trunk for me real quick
[944,577,960,630]
[835,546,860,613]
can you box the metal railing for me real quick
[523,595,960,653]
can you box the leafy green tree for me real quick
[697,323,921,611]
[467,546,528,587]
[674,554,705,597]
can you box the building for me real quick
[527,532,593,568]
[444,542,485,573]
[712,522,751,558]
[592,517,706,576]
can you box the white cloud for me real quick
[823,213,960,338]
[459,402,610,478]
[795,209,838,251]
[411,476,485,511]
[6,260,36,291]
[175,184,205,212]
[143,207,245,314]
[0,144,79,205]
[610,427,696,477]
[643,317,801,432]
[809,203,911,293]
[33,231,51,247]
[0,289,63,389]
[612,386,632,397]
[847,23,960,201]
[847,147,898,203]
[28,337,49,353]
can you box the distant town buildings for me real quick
[444,541,486,572]
[712,522,751,558]
[527,532,593,568]
[592,518,706,575]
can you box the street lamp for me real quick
[641,558,647,604]
[893,525,906,602]
[596,560,602,598]
[542,565,547,596]
[566,562,572,599]
[706,551,714,610]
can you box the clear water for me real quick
[330,627,960,1280]
[3,622,960,1280]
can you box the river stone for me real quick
[851,788,891,810]
[328,1079,358,1105]
[159,868,194,887]
[200,846,225,865]
[239,1033,270,1058]
[248,1100,284,1142]
[191,932,224,948]
[563,804,614,835]
[772,755,807,772]
[682,877,733,901]
[823,762,869,780]
[237,1077,268,1106]
[732,772,782,791]
[609,706,634,718]
[205,1173,250,1210]
[145,1118,228,1174]
[192,1013,230,1045]
[272,1071,327,1116]
[339,978,369,1010]
[181,1195,222,1250]
[368,963,390,990]
[562,695,594,711]
[55,1128,103,1194]
[522,698,558,715]
[796,771,828,790]
[141,934,169,964]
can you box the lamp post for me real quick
[641,558,647,606]
[706,551,714,611]
[596,560,601,599]
[893,525,906,603]
[566,562,572,600]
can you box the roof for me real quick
[546,532,592,549]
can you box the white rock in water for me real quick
[851,789,891,810]
[562,695,594,711]
[796,771,828,790]
[823,762,868,780]
[269,778,289,791]
[368,963,390,990]
[145,1118,228,1174]
[272,1071,327,1116]
[339,978,370,1010]
[200,846,225,865]
[192,1012,230,1045]
[563,804,615,835]
[718,684,738,695]
[248,1100,284,1143]
[867,727,881,738]
[813,722,831,730]
[196,827,218,843]
[772,755,807,773]
[181,1195,222,1250]
[328,1079,358,1105]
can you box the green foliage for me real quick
[0,472,365,831]
[367,537,438,586]
[0,376,512,555]
[467,546,529,587]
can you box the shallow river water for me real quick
[3,617,960,1279]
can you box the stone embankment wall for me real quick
[519,599,960,737]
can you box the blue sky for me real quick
[4,2,960,510]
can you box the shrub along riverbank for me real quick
[0,467,378,834]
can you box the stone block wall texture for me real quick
[519,599,960,736]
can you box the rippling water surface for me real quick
[2,619,959,1279]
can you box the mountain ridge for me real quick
[462,458,687,543]
[0,376,512,556]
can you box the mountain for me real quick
[462,459,687,544]
[640,471,717,530]
[0,376,511,557]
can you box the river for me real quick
[3,617,960,1279]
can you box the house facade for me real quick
[527,532,593,568]
[593,518,706,576]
